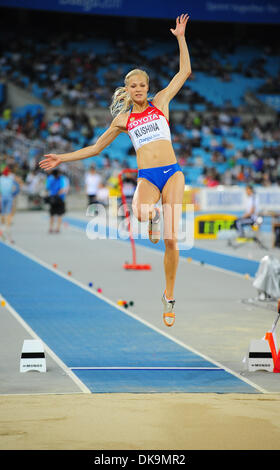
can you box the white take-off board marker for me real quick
[247,339,274,372]
[20,339,46,373]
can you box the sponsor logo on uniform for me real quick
[128,113,159,131]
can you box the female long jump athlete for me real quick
[39,13,192,327]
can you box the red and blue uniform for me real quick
[126,102,183,191]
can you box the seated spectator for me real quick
[232,185,259,237]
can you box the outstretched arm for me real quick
[153,14,191,106]
[39,117,123,171]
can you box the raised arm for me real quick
[153,14,191,107]
[39,116,124,171]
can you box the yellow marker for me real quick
[244,273,250,279]
[187,257,192,262]
[1,300,6,307]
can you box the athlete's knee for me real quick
[132,202,152,222]
[164,237,178,251]
[132,202,147,222]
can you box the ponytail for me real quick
[110,86,133,118]
[110,69,150,117]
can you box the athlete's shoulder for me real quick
[151,91,170,108]
[112,111,130,131]
[150,97,169,122]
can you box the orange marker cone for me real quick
[273,350,280,373]
[272,300,280,372]
[265,331,278,367]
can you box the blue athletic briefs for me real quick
[138,163,183,192]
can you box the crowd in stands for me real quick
[0,30,279,196]
[172,110,280,186]
[1,105,279,194]
[258,74,280,94]
[1,31,279,109]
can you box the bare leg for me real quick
[2,212,13,241]
[56,216,62,233]
[6,212,13,229]
[161,171,185,300]
[163,241,179,300]
[132,178,160,222]
[49,216,54,233]
[1,214,7,237]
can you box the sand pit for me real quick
[1,393,280,450]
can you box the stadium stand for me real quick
[0,31,279,192]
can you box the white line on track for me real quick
[0,291,91,394]
[71,367,223,370]
[1,239,269,394]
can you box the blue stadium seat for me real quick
[0,118,8,129]
[13,104,44,119]
[50,98,63,106]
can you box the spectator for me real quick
[0,167,19,242]
[96,182,109,207]
[84,165,102,207]
[9,164,23,219]
[25,169,45,207]
[232,184,259,237]
[204,168,220,187]
[46,169,67,234]
[121,172,137,211]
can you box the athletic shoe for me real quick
[162,290,176,327]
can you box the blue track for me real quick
[65,216,260,277]
[0,242,257,393]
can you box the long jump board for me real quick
[0,241,265,394]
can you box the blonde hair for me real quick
[110,69,151,117]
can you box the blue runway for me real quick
[0,241,258,393]
[65,215,260,277]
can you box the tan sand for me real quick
[0,393,280,450]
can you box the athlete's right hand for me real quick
[39,154,62,171]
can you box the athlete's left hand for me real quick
[170,13,190,37]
